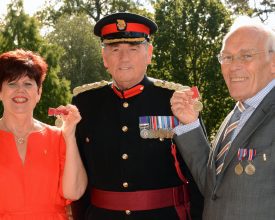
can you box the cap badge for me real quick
[116,19,127,31]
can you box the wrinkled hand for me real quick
[170,90,199,124]
[55,104,81,138]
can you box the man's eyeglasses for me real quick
[217,50,273,65]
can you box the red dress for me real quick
[0,125,69,220]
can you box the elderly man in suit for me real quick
[170,16,275,220]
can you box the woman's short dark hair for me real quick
[0,49,48,91]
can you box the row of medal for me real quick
[235,148,256,176]
[139,116,179,139]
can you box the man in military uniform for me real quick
[71,12,203,220]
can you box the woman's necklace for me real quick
[1,118,34,145]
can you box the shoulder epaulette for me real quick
[73,80,109,96]
[148,77,190,91]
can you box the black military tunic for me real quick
[72,76,203,220]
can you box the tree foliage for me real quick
[47,13,109,89]
[224,0,275,22]
[253,0,275,22]
[151,0,234,136]
[0,0,72,124]
[223,0,253,15]
[37,0,153,27]
[0,0,42,53]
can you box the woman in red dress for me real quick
[0,49,87,219]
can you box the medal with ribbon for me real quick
[235,148,247,175]
[139,116,179,139]
[139,116,150,139]
[191,86,203,112]
[245,149,256,175]
[48,107,69,128]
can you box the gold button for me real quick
[125,210,131,215]
[123,102,129,108]
[123,182,128,188]
[122,126,128,132]
[85,137,90,143]
[122,154,128,160]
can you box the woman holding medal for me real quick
[171,16,275,220]
[0,49,87,219]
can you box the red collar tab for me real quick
[112,84,144,99]
[101,22,150,36]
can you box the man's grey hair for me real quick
[222,16,275,52]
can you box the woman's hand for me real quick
[55,104,87,200]
[55,104,81,139]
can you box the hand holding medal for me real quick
[48,105,81,139]
[191,86,203,112]
[171,85,203,125]
[176,86,203,112]
[48,107,69,127]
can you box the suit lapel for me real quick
[220,88,275,176]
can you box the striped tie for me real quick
[215,101,247,175]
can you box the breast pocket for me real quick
[247,145,274,178]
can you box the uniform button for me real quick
[85,137,90,143]
[122,126,128,132]
[123,182,128,188]
[123,102,129,108]
[125,210,131,215]
[122,154,128,160]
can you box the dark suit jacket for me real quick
[71,76,203,220]
[174,87,275,220]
